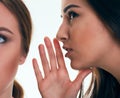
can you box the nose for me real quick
[56,22,69,43]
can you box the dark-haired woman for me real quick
[33,0,120,98]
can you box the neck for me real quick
[100,44,120,83]
[106,61,120,83]
[0,83,13,98]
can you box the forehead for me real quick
[61,0,87,11]
[0,3,14,22]
[0,3,19,34]
[62,0,80,5]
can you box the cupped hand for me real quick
[32,37,91,98]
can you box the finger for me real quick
[32,58,43,83]
[44,37,57,71]
[73,69,91,91]
[39,44,50,77]
[53,38,66,70]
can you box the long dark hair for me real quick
[80,0,120,98]
[90,68,120,98]
[0,0,32,98]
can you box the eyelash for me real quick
[0,34,7,44]
[67,11,79,22]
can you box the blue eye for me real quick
[0,35,7,43]
[68,11,79,21]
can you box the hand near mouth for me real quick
[32,37,91,98]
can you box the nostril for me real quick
[60,37,67,42]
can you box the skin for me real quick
[33,0,120,98]
[0,3,26,98]
[58,0,120,81]
[33,37,91,98]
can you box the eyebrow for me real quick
[0,27,13,34]
[63,4,80,13]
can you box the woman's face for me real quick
[0,3,25,95]
[57,0,116,70]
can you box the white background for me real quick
[16,1,91,98]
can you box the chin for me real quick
[70,61,90,70]
[70,62,81,70]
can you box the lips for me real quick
[63,46,73,58]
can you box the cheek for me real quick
[72,17,110,54]
[70,24,111,69]
[0,50,21,92]
[70,38,107,69]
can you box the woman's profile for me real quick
[33,0,120,98]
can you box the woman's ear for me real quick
[19,54,26,65]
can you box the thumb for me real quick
[72,69,91,91]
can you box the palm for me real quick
[33,37,91,98]
[39,69,71,98]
